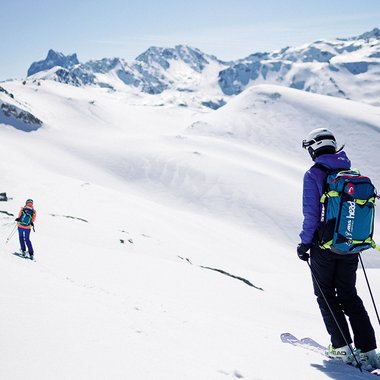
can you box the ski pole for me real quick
[5,223,17,244]
[358,253,380,326]
[307,260,362,371]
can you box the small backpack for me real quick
[316,165,379,254]
[19,207,34,227]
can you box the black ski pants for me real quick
[310,245,376,352]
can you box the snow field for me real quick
[0,80,380,379]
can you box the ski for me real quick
[12,252,35,261]
[281,333,380,376]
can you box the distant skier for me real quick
[15,199,36,260]
[297,128,379,369]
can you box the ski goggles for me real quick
[302,139,314,149]
[302,135,335,149]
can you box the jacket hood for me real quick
[315,150,351,171]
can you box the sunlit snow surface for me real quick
[0,79,380,379]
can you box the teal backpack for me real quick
[19,207,34,227]
[317,166,380,254]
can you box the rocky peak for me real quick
[357,27,380,40]
[338,27,380,42]
[27,49,80,77]
[135,45,215,72]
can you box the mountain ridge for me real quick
[4,27,380,109]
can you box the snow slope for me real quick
[0,79,380,380]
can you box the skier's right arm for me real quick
[15,208,22,222]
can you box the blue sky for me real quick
[1,0,380,80]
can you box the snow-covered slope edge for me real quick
[0,85,42,131]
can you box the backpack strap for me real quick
[312,164,352,201]
[312,163,335,203]
[313,163,352,248]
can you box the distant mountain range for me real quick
[220,28,380,96]
[26,46,227,98]
[6,27,380,111]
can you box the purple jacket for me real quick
[299,151,351,244]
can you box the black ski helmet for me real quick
[302,128,337,160]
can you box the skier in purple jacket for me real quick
[298,128,379,369]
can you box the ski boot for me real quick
[326,344,355,364]
[360,349,380,370]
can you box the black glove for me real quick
[31,222,34,227]
[15,218,20,222]
[297,243,311,261]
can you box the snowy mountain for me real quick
[27,49,80,77]
[27,45,227,104]
[219,28,380,106]
[1,29,380,380]
[24,28,380,108]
